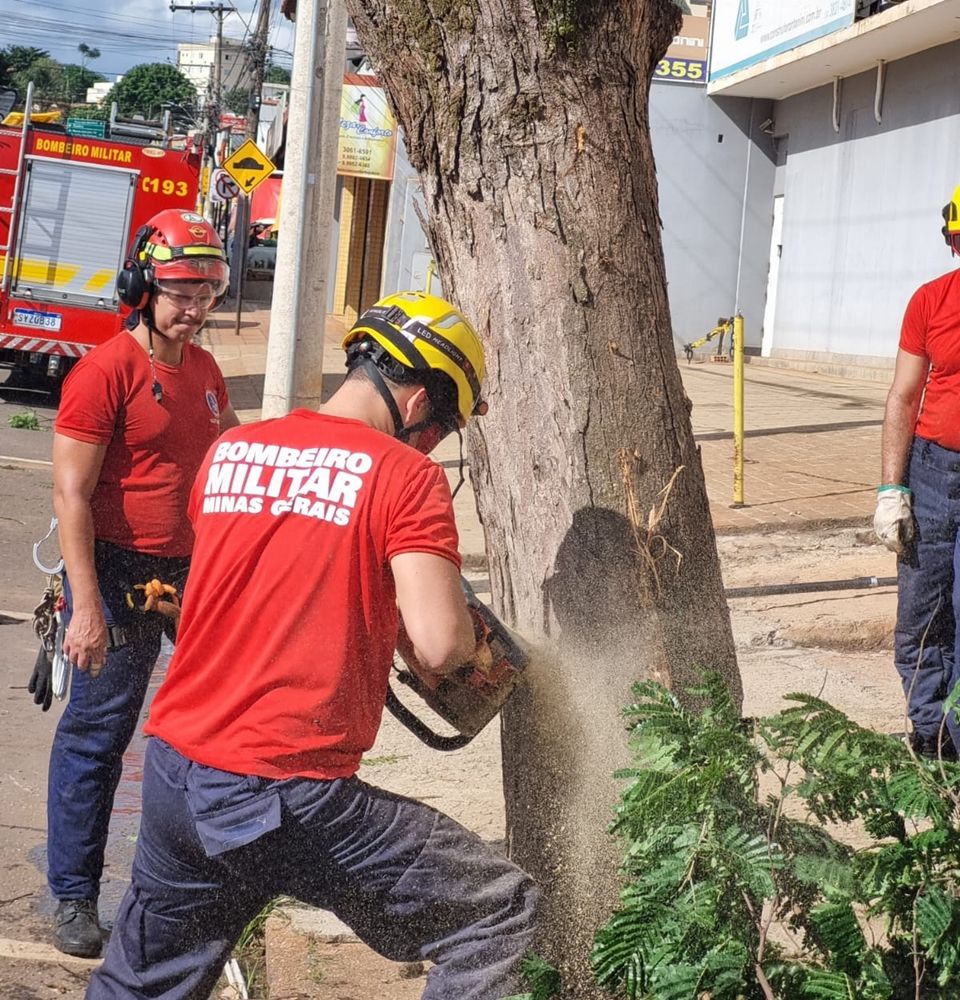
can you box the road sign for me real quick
[222,138,275,196]
[211,168,240,203]
[66,118,106,139]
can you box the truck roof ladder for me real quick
[0,81,33,296]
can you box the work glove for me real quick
[129,579,180,613]
[27,644,54,712]
[874,484,914,555]
[466,607,495,678]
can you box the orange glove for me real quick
[134,579,179,613]
[152,597,181,623]
[127,580,182,636]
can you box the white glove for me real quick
[874,485,914,555]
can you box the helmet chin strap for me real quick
[143,303,164,403]
[358,358,469,493]
[450,426,466,500]
[360,359,433,442]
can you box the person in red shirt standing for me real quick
[85,291,538,1000]
[45,209,239,958]
[876,187,960,760]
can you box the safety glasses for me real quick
[155,282,217,311]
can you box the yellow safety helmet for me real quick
[342,291,486,428]
[942,186,960,253]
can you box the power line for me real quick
[3,1,277,75]
[7,0,182,31]
[3,15,179,51]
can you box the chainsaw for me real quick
[385,576,529,751]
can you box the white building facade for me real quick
[177,38,251,105]
[85,78,120,104]
[705,0,960,371]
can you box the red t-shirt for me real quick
[145,411,461,780]
[55,333,229,556]
[900,268,960,450]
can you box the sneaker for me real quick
[53,899,102,958]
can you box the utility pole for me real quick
[230,0,272,317]
[169,2,235,218]
[262,0,346,417]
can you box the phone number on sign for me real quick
[654,58,706,83]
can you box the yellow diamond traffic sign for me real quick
[222,139,276,195]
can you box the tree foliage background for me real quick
[264,64,291,85]
[110,63,196,120]
[0,45,104,108]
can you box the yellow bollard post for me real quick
[425,260,436,295]
[732,314,745,506]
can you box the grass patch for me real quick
[360,753,410,767]
[9,410,40,430]
[233,896,291,997]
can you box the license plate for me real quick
[12,308,62,333]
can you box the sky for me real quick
[3,0,295,79]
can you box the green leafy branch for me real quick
[531,673,960,1000]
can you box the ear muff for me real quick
[942,192,960,248]
[116,225,155,308]
[116,261,149,308]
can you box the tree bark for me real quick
[347,0,742,992]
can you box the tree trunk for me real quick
[347,0,742,992]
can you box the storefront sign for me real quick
[337,75,397,182]
[655,6,711,86]
[709,0,856,81]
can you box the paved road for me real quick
[682,361,887,531]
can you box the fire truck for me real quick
[0,105,202,391]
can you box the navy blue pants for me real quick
[896,438,960,746]
[47,542,189,902]
[86,739,538,1000]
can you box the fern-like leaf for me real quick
[500,953,562,1000]
[885,766,952,825]
[916,885,960,985]
[800,969,857,999]
[807,901,866,976]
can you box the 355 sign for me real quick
[654,58,706,83]
[654,5,711,86]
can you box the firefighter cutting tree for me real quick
[35,209,239,959]
[84,291,538,1000]
[0,105,204,391]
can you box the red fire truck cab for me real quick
[0,111,201,391]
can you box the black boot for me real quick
[909,730,959,762]
[53,899,102,958]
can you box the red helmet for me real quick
[137,209,229,294]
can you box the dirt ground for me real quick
[257,524,906,998]
[0,389,907,997]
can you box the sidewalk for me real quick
[205,306,887,540]
[684,359,884,533]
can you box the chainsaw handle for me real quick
[384,682,474,752]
